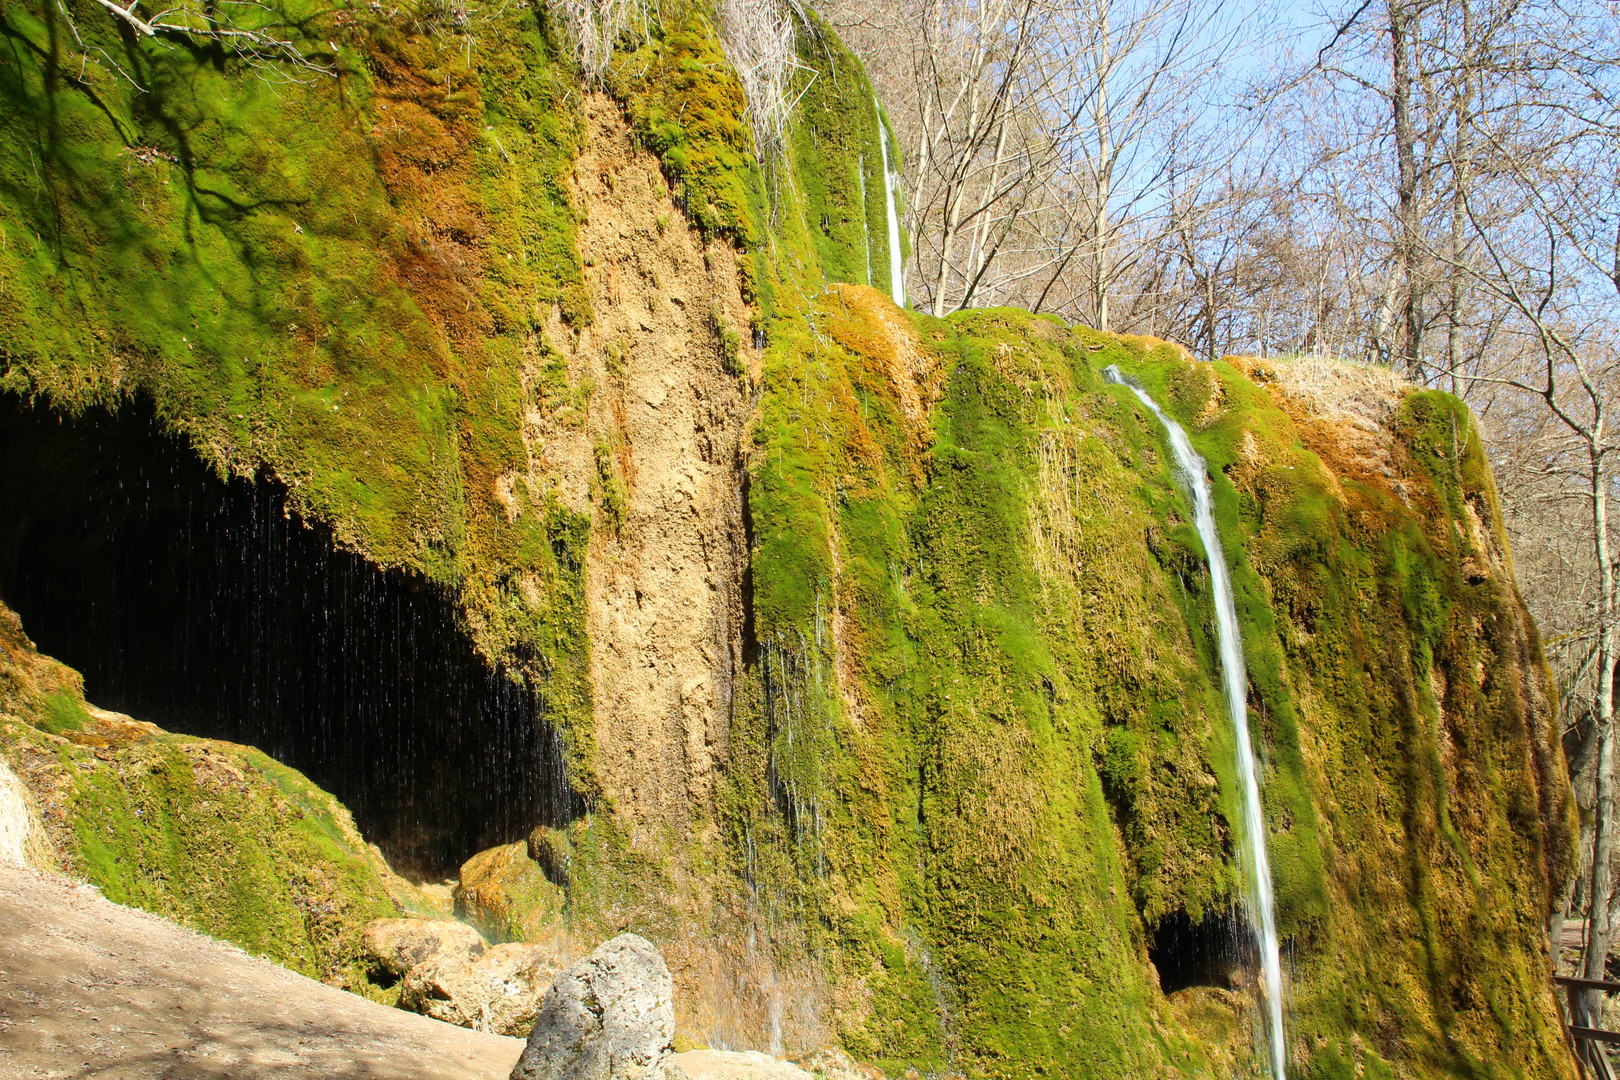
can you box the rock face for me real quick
[0,759,34,866]
[510,933,674,1080]
[400,941,564,1037]
[363,918,487,978]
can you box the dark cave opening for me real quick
[1150,908,1249,995]
[0,394,576,880]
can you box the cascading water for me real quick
[875,97,906,308]
[1104,365,1287,1079]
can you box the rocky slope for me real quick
[0,1,1577,1078]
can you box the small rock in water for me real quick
[400,941,564,1036]
[660,1049,813,1080]
[510,932,674,1080]
[362,917,486,978]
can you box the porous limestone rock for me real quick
[399,941,564,1036]
[0,759,34,866]
[509,933,673,1080]
[659,1050,812,1080]
[797,1048,883,1080]
[363,917,487,979]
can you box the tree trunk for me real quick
[1390,1,1425,381]
[1444,0,1473,396]
[1090,11,1112,332]
[1580,440,1617,1070]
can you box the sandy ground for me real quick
[0,866,525,1079]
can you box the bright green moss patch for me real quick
[38,689,90,735]
[0,0,594,748]
[608,7,766,254]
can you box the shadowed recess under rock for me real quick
[0,394,579,878]
[1150,908,1250,996]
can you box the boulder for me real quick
[526,825,573,888]
[510,932,674,1080]
[361,917,486,979]
[399,941,564,1036]
[0,759,35,867]
[659,1050,812,1080]
[456,841,566,942]
[797,1047,884,1080]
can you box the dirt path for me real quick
[0,867,525,1079]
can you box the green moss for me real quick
[0,0,1573,1072]
[608,6,766,255]
[722,299,1572,1078]
[788,14,890,292]
[0,0,599,782]
[38,689,89,734]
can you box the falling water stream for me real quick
[1104,365,1287,1079]
[875,97,906,308]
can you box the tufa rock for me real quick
[456,841,566,943]
[362,917,486,979]
[0,759,36,867]
[399,941,564,1036]
[796,1047,884,1080]
[526,825,573,888]
[659,1050,812,1080]
[510,932,674,1080]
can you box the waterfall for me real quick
[875,97,906,308]
[1104,365,1287,1080]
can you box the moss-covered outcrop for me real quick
[0,0,1576,1076]
[0,603,429,998]
[710,291,1574,1078]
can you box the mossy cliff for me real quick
[0,1,1575,1077]
[721,294,1574,1078]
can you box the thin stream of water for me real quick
[1105,365,1287,1079]
[875,97,906,308]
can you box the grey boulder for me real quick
[510,932,674,1080]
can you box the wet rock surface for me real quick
[510,932,675,1080]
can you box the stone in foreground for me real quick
[510,932,674,1080]
[402,941,565,1036]
[363,917,487,978]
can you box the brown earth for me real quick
[0,866,524,1079]
[530,92,755,841]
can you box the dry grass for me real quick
[718,0,812,157]
[548,0,647,80]
[1233,353,1408,433]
